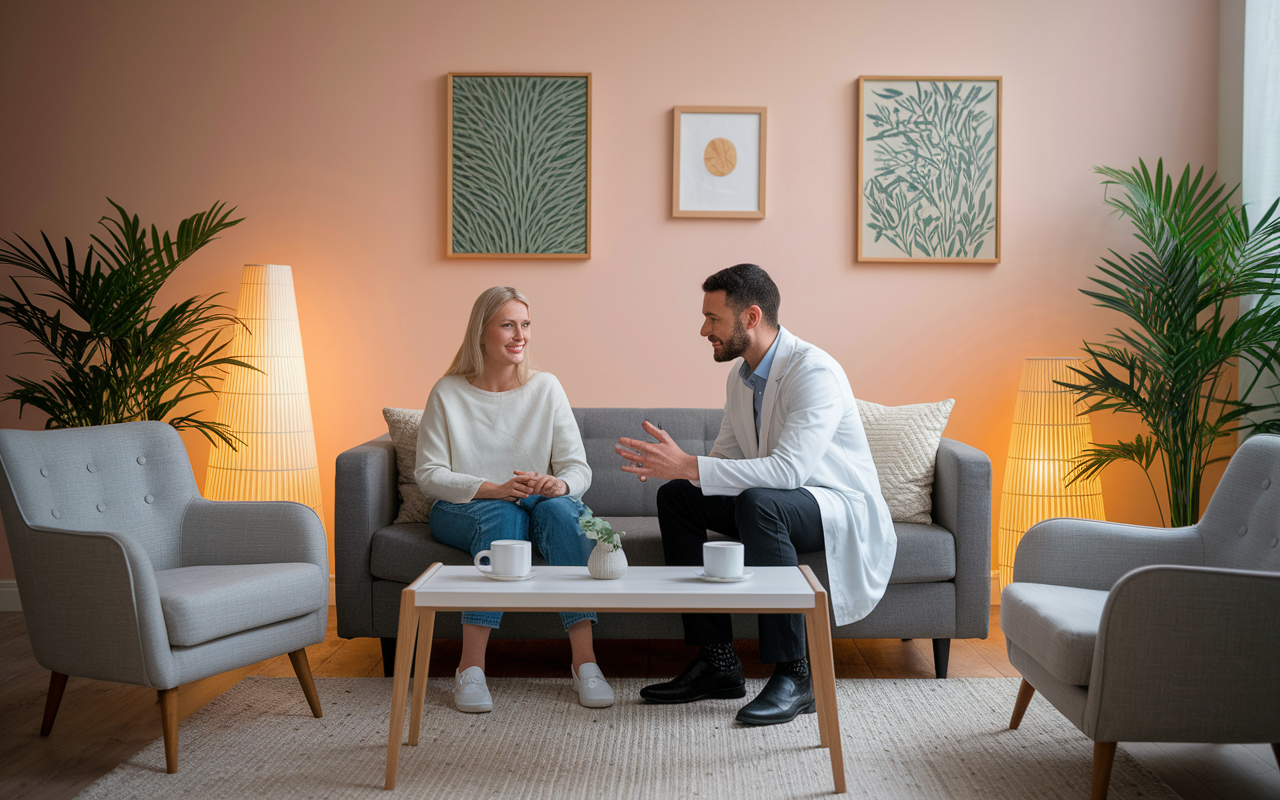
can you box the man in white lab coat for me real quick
[617,264,896,726]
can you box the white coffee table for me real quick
[384,564,846,793]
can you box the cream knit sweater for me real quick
[413,372,592,505]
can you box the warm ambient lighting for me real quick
[997,357,1104,588]
[205,264,323,524]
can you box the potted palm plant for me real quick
[1063,160,1280,526]
[0,199,249,445]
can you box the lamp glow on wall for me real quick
[205,264,323,524]
[997,357,1105,588]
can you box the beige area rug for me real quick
[76,676,1177,799]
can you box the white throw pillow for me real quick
[382,407,432,525]
[856,398,955,524]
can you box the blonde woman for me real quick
[414,287,613,713]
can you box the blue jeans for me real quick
[429,494,597,630]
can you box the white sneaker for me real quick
[454,666,492,713]
[572,663,615,708]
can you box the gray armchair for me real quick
[1001,432,1280,800]
[0,421,329,773]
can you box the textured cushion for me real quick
[857,398,955,523]
[1000,582,1109,686]
[154,563,327,647]
[383,407,432,524]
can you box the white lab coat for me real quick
[695,327,896,625]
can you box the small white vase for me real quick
[588,541,628,579]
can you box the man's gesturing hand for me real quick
[616,420,699,483]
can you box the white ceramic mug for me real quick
[703,541,745,578]
[474,539,532,577]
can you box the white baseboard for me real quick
[990,570,1000,607]
[0,579,21,612]
[329,574,336,606]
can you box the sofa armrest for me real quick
[1011,518,1203,591]
[932,437,992,638]
[180,497,327,571]
[335,436,398,639]
[1085,565,1280,743]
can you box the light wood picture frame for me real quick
[857,76,1001,263]
[672,106,767,219]
[447,72,591,259]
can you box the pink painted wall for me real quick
[0,0,1222,582]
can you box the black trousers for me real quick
[656,479,824,663]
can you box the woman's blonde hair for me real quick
[444,286,536,383]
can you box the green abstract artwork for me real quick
[858,78,1000,263]
[448,74,590,257]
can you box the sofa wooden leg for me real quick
[381,637,415,678]
[1009,678,1035,729]
[158,688,179,774]
[932,638,950,678]
[288,649,323,718]
[1091,741,1117,800]
[40,672,68,736]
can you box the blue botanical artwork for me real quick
[858,78,1000,262]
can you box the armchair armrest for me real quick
[179,497,328,571]
[334,436,398,639]
[9,525,177,689]
[932,437,993,638]
[1012,518,1203,591]
[1086,565,1280,744]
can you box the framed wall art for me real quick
[447,73,591,258]
[672,106,767,218]
[857,77,1001,263]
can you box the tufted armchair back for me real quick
[0,421,197,572]
[1197,433,1280,573]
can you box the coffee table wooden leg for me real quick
[385,586,421,790]
[408,610,436,746]
[800,566,846,794]
[804,608,832,749]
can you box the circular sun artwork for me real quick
[703,138,737,177]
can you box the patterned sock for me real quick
[699,643,740,671]
[775,657,810,680]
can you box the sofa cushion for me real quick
[371,516,950,586]
[857,398,955,524]
[371,516,668,583]
[154,563,326,647]
[1001,582,1108,686]
[382,407,432,524]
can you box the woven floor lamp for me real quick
[997,357,1105,589]
[204,264,323,524]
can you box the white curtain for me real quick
[1240,0,1280,415]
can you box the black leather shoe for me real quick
[734,671,815,725]
[640,653,746,703]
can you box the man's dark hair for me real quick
[701,263,780,327]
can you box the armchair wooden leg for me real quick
[288,649,323,718]
[1009,678,1035,730]
[158,688,179,774]
[40,672,68,736]
[1091,741,1117,800]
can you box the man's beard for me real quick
[711,319,750,362]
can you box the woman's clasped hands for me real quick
[476,470,568,501]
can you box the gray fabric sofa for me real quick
[336,408,991,677]
[1001,432,1280,798]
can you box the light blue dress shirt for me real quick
[738,332,781,442]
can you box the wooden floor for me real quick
[0,607,1275,799]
